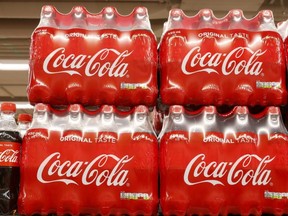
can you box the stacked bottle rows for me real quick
[1,5,287,216]
[28,6,158,107]
[28,7,288,107]
[158,8,288,216]
[19,5,159,216]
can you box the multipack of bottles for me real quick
[0,4,288,216]
[18,104,158,215]
[159,105,288,215]
[159,9,287,106]
[27,5,158,107]
[158,9,288,215]
[19,5,159,216]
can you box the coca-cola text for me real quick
[181,46,266,76]
[43,48,133,77]
[0,149,19,165]
[184,154,274,186]
[37,152,133,186]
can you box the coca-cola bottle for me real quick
[63,104,83,138]
[221,106,259,215]
[0,102,21,214]
[17,113,32,138]
[256,107,288,215]
[191,106,225,215]
[18,103,51,215]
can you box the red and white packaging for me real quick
[18,104,158,215]
[159,105,288,215]
[0,102,22,215]
[27,6,158,106]
[159,9,287,106]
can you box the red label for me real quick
[28,28,158,106]
[19,129,158,215]
[160,131,288,215]
[0,142,20,167]
[159,29,287,106]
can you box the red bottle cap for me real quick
[35,103,49,112]
[1,102,16,112]
[267,106,280,115]
[18,113,33,123]
[169,105,184,114]
[134,105,148,114]
[203,106,216,114]
[101,105,114,114]
[234,106,249,115]
[69,104,82,113]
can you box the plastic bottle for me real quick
[0,102,21,214]
[256,107,288,215]
[17,113,32,138]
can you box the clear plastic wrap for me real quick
[159,9,287,106]
[27,6,158,106]
[18,104,158,215]
[159,105,288,215]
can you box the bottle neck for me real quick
[1,112,15,119]
[18,121,31,129]
[0,111,17,131]
[31,111,50,128]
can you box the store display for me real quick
[27,5,158,106]
[159,105,288,215]
[17,113,32,138]
[18,104,158,215]
[0,4,285,215]
[0,102,22,215]
[159,9,287,106]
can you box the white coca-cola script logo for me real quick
[37,152,133,186]
[43,48,133,77]
[181,47,266,76]
[184,154,274,186]
[0,149,19,164]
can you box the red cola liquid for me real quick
[0,130,21,214]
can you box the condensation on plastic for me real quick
[162,9,277,36]
[30,104,156,135]
[39,5,153,31]
[159,105,288,139]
